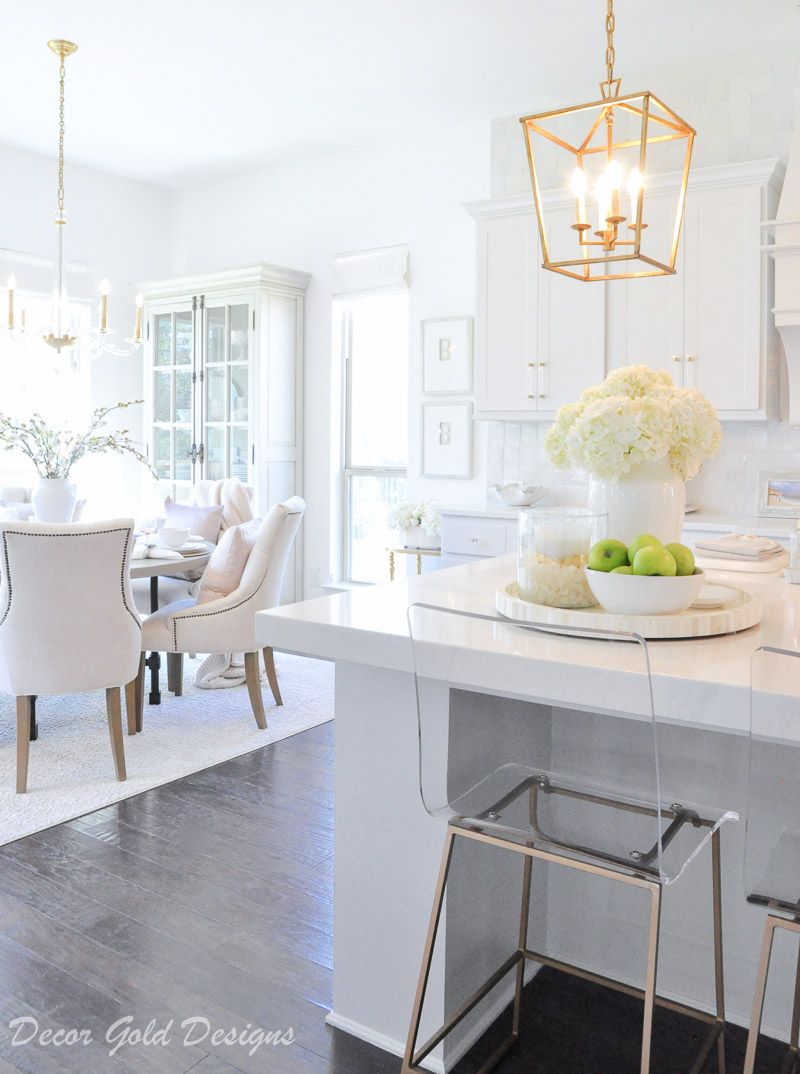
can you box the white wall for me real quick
[0,143,171,516]
[170,121,491,596]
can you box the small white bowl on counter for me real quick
[585,567,706,616]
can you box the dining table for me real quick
[130,542,214,705]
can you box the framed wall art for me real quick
[421,317,473,394]
[421,402,472,478]
[756,469,800,517]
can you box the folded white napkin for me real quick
[131,540,184,561]
[694,534,784,560]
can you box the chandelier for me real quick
[519,0,695,282]
[5,40,143,356]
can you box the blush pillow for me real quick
[195,519,261,605]
[164,501,224,544]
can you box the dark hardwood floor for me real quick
[0,719,785,1074]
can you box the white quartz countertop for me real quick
[256,555,800,735]
[441,501,798,538]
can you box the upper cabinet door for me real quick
[682,183,762,413]
[536,205,606,413]
[475,211,539,415]
[150,304,196,504]
[607,192,684,379]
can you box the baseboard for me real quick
[325,963,539,1073]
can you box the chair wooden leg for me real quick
[262,646,283,706]
[105,687,127,782]
[16,696,31,794]
[167,653,184,696]
[245,651,267,730]
[124,678,138,736]
[135,652,145,733]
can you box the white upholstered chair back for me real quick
[0,520,141,697]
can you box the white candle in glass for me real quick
[536,525,588,560]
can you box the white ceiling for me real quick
[4,0,799,188]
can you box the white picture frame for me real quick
[756,469,800,517]
[421,402,472,478]
[421,317,473,394]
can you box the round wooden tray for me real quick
[496,581,761,640]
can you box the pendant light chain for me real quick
[57,53,66,215]
[605,0,615,87]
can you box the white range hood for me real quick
[770,121,800,422]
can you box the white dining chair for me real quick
[0,519,142,793]
[135,497,304,730]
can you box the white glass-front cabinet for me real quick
[141,263,310,599]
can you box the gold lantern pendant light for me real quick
[520,0,695,282]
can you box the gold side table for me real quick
[387,545,441,581]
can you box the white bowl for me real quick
[490,483,546,507]
[157,526,190,549]
[585,567,706,616]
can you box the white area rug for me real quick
[0,653,334,846]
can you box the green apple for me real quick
[665,542,695,576]
[588,538,629,572]
[610,565,634,574]
[626,533,662,566]
[632,545,677,576]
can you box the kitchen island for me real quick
[255,555,800,1068]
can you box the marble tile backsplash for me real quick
[488,420,800,515]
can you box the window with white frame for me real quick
[338,290,409,583]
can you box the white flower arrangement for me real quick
[387,498,441,537]
[544,365,722,482]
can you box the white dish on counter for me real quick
[489,482,547,507]
[585,567,705,616]
[690,584,738,609]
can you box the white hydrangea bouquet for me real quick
[387,498,441,537]
[544,364,722,481]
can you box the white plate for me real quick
[690,584,737,609]
[188,533,206,542]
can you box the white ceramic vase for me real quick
[587,457,685,546]
[32,477,77,523]
[403,526,440,550]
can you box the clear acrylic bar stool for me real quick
[744,645,800,1074]
[403,603,739,1074]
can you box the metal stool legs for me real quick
[403,825,725,1074]
[744,915,800,1074]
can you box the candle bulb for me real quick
[135,292,143,341]
[606,160,622,219]
[7,274,15,329]
[570,166,587,226]
[99,278,110,332]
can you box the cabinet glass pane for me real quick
[207,306,226,365]
[230,427,248,482]
[230,304,249,363]
[155,314,171,366]
[175,429,191,481]
[154,428,171,480]
[230,366,249,421]
[175,370,192,422]
[175,312,193,366]
[206,367,226,422]
[154,371,171,423]
[205,426,225,481]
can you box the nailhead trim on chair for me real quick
[0,526,142,633]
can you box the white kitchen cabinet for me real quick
[141,263,310,599]
[466,159,781,421]
[440,505,519,567]
[468,196,604,420]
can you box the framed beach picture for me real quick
[421,402,472,478]
[756,470,800,517]
[421,317,473,394]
